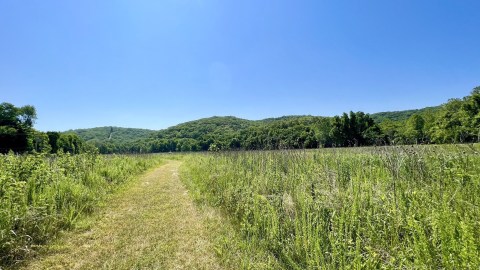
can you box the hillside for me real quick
[66,111,428,153]
[61,87,479,153]
[155,116,253,140]
[371,106,442,123]
[68,126,156,143]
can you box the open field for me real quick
[3,1,479,269]
[1,145,479,269]
[182,145,480,269]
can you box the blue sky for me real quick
[1,0,479,131]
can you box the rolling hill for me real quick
[68,126,156,143]
[370,106,442,123]
[64,87,480,153]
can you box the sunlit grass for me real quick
[0,152,164,266]
[182,145,480,269]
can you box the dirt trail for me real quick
[21,161,222,270]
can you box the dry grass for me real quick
[18,161,222,270]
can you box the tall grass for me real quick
[0,151,164,266]
[182,145,480,269]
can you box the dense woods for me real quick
[1,87,479,154]
[0,103,87,154]
[68,86,480,154]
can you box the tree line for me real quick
[2,86,479,154]
[379,86,480,144]
[0,103,89,154]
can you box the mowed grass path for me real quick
[20,161,222,270]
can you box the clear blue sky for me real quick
[1,0,479,131]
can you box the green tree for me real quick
[431,99,465,143]
[47,131,61,153]
[405,114,426,144]
[32,131,52,153]
[461,86,480,141]
[57,133,85,154]
[0,102,37,153]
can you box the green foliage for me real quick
[70,126,155,142]
[242,116,326,150]
[330,112,382,147]
[67,127,156,154]
[371,106,441,123]
[379,87,480,145]
[404,114,426,144]
[0,103,92,155]
[31,130,52,153]
[425,88,480,144]
[20,85,480,154]
[0,102,37,153]
[46,132,60,153]
[103,115,380,153]
[153,116,251,151]
[57,133,85,154]
[182,146,480,269]
[83,86,480,153]
[0,152,164,266]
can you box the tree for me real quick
[0,102,37,153]
[17,105,37,127]
[32,131,52,153]
[461,86,480,141]
[379,119,401,144]
[57,133,84,154]
[431,99,465,143]
[405,114,426,144]
[47,132,61,153]
[329,112,380,147]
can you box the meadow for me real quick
[0,151,164,266]
[1,145,479,269]
[182,145,480,269]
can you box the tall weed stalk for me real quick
[182,145,480,269]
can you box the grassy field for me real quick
[2,145,479,269]
[20,160,226,270]
[0,152,165,266]
[182,145,480,269]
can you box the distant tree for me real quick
[32,131,52,153]
[330,115,345,147]
[380,119,403,144]
[47,131,61,153]
[405,114,426,144]
[461,86,480,141]
[51,87,480,153]
[17,105,37,128]
[0,102,37,153]
[329,112,380,147]
[312,118,330,147]
[431,99,465,143]
[57,133,84,154]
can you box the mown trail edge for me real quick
[21,160,222,270]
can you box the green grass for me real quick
[20,159,224,270]
[0,152,165,267]
[182,145,480,269]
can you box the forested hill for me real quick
[60,86,480,154]
[157,116,253,138]
[69,127,155,142]
[64,127,155,153]
[70,110,443,148]
[371,106,442,123]
[4,86,476,154]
